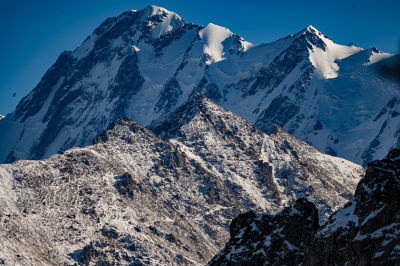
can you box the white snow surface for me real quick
[199,23,234,63]
[308,35,363,79]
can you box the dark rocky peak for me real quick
[93,117,154,145]
[293,25,328,51]
[222,34,248,56]
[371,46,381,53]
[209,198,319,265]
[354,148,400,224]
[150,93,242,138]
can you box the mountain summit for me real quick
[0,5,397,165]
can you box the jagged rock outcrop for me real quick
[305,148,400,265]
[0,96,363,265]
[209,198,319,265]
[209,149,400,265]
[0,5,398,166]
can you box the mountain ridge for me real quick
[0,95,364,265]
[0,5,397,166]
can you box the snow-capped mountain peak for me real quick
[305,24,318,32]
[364,47,393,66]
[140,5,184,38]
[292,25,364,79]
[0,5,397,167]
[142,5,176,17]
[301,25,324,36]
[199,23,235,63]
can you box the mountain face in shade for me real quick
[209,149,400,265]
[0,95,363,265]
[0,5,398,165]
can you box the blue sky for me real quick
[1,0,399,115]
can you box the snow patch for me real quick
[199,23,233,64]
[309,38,363,79]
[365,50,393,66]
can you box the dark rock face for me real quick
[305,148,400,266]
[209,149,400,265]
[209,198,319,265]
[256,96,300,131]
[110,52,144,119]
[14,51,76,122]
[236,30,315,98]
[154,78,182,113]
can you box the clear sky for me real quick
[1,0,399,115]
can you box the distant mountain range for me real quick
[0,5,398,166]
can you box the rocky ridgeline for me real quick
[0,95,363,265]
[209,149,400,265]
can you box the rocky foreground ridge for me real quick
[209,149,400,265]
[0,95,363,265]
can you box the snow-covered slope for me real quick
[150,94,364,220]
[0,95,363,265]
[210,148,400,265]
[0,5,397,165]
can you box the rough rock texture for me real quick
[0,6,398,166]
[305,148,400,265]
[150,94,364,221]
[209,149,400,265]
[209,198,319,265]
[0,96,363,265]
